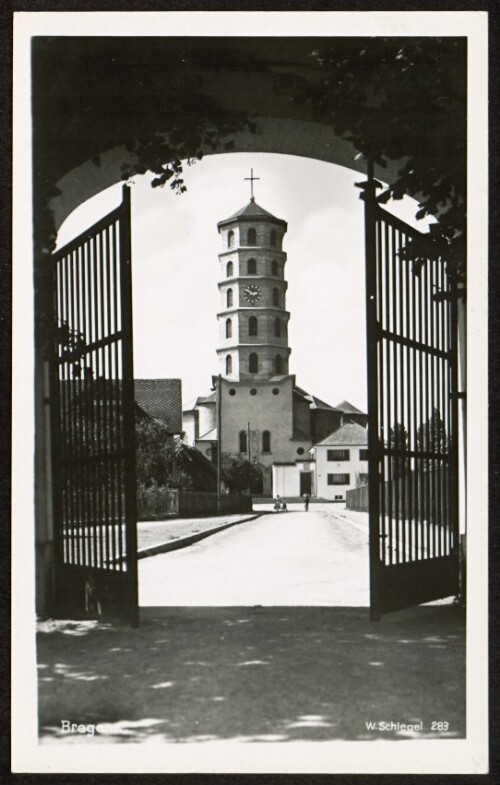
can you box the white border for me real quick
[12,10,489,774]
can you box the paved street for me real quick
[38,504,466,745]
[139,505,370,607]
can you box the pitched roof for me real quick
[197,392,216,405]
[182,391,215,412]
[315,421,368,447]
[198,427,217,441]
[217,198,287,229]
[134,379,182,433]
[335,400,366,415]
[293,385,340,412]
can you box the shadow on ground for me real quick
[37,605,465,744]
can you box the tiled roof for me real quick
[315,421,368,447]
[217,198,287,229]
[134,379,182,433]
[335,399,366,415]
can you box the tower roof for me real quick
[217,199,287,230]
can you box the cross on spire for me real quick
[244,168,260,201]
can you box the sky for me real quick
[56,152,431,410]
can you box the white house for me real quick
[312,422,369,501]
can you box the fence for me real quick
[346,470,450,524]
[137,486,253,520]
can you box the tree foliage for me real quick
[275,38,466,280]
[416,407,448,472]
[389,421,410,480]
[221,454,263,494]
[135,413,194,491]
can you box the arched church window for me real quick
[272,287,279,306]
[271,259,278,276]
[274,318,281,337]
[249,353,258,373]
[270,230,276,247]
[228,230,234,248]
[239,430,247,453]
[248,316,258,336]
[226,355,232,375]
[262,430,271,453]
[247,258,257,275]
[275,354,283,374]
[226,261,233,277]
[226,318,232,339]
[248,228,257,245]
[226,288,233,308]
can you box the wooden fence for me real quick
[137,486,253,521]
[346,470,450,524]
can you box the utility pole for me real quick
[217,374,222,513]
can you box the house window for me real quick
[228,230,234,248]
[327,473,350,485]
[248,316,258,336]
[262,430,271,453]
[272,287,279,306]
[226,261,233,277]
[247,258,257,275]
[274,318,281,337]
[358,473,369,486]
[359,449,369,461]
[249,353,258,373]
[270,229,276,247]
[225,355,232,375]
[239,430,247,453]
[226,288,233,308]
[274,354,283,374]
[247,228,257,245]
[225,318,232,339]
[271,259,278,276]
[327,449,350,461]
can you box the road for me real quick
[139,504,370,606]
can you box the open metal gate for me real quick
[50,186,139,625]
[360,172,460,620]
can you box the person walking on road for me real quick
[274,494,281,512]
[303,493,310,512]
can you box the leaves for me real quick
[275,38,466,278]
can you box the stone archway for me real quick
[32,35,466,615]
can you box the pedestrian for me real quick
[282,501,288,512]
[304,493,310,512]
[274,494,281,512]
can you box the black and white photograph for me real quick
[11,10,488,775]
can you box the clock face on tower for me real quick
[243,284,262,305]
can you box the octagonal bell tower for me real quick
[216,188,291,382]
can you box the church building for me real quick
[182,176,365,497]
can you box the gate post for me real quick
[357,161,383,621]
[119,185,139,627]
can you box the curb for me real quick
[137,513,262,560]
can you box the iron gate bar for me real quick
[51,185,139,624]
[359,166,460,619]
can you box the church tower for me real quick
[208,172,314,496]
[183,171,353,497]
[216,189,290,381]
